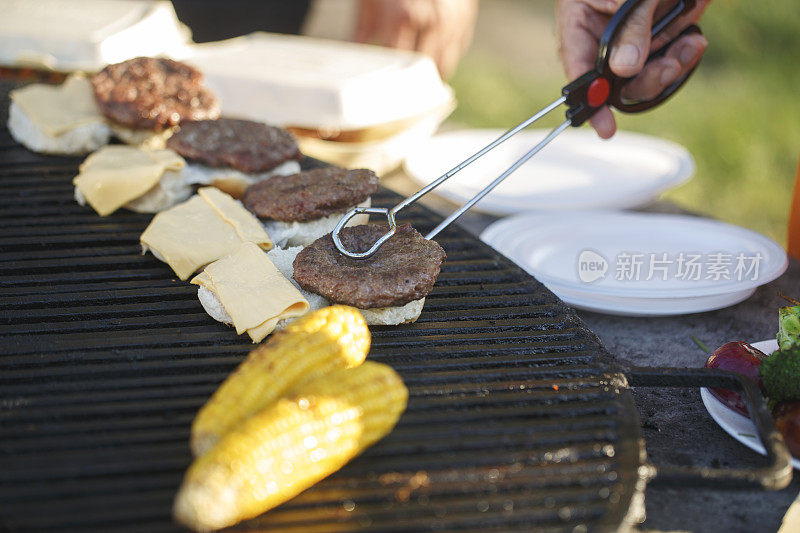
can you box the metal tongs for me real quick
[334,0,701,259]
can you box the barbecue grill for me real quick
[0,80,790,532]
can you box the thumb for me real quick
[608,0,659,78]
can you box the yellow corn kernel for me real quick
[174,362,408,532]
[190,305,370,456]
[287,360,409,450]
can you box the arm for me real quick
[354,0,479,79]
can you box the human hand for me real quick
[354,0,479,79]
[557,0,711,138]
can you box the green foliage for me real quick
[448,0,800,244]
[778,306,800,351]
[700,0,800,70]
[761,345,800,403]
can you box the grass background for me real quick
[447,0,800,245]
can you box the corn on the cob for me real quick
[190,305,370,456]
[174,361,408,532]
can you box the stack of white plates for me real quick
[480,212,787,316]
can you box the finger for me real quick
[416,24,456,77]
[584,0,624,16]
[385,18,418,50]
[415,23,440,58]
[557,1,610,80]
[651,0,713,50]
[608,0,660,77]
[354,0,379,43]
[620,56,681,101]
[461,0,479,48]
[620,32,707,100]
[436,34,465,78]
[589,105,616,138]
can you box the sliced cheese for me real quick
[149,149,186,171]
[72,145,186,216]
[198,187,273,244]
[191,242,309,342]
[9,74,105,137]
[110,123,176,149]
[140,188,272,280]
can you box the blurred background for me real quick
[307,0,800,245]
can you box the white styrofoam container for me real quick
[181,32,453,132]
[0,0,191,72]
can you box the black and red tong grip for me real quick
[564,0,702,126]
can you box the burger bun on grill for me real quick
[8,101,110,155]
[268,245,424,325]
[182,159,301,199]
[110,123,176,150]
[263,198,371,248]
[74,168,191,214]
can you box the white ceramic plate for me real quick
[403,128,694,214]
[480,212,787,316]
[700,339,800,469]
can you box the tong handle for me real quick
[610,24,702,113]
[563,0,700,126]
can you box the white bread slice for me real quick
[266,245,424,326]
[359,299,424,325]
[182,160,301,199]
[197,284,233,325]
[124,169,193,213]
[74,169,191,214]
[8,101,110,155]
[263,198,371,248]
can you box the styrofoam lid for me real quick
[181,32,452,131]
[0,0,191,72]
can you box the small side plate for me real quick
[404,128,695,214]
[700,339,800,469]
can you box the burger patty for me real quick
[243,167,379,222]
[293,224,446,308]
[167,118,302,174]
[91,57,219,130]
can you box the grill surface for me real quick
[0,81,644,532]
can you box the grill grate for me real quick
[0,81,643,532]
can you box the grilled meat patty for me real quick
[293,224,446,308]
[243,167,379,222]
[167,118,302,174]
[91,57,219,130]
